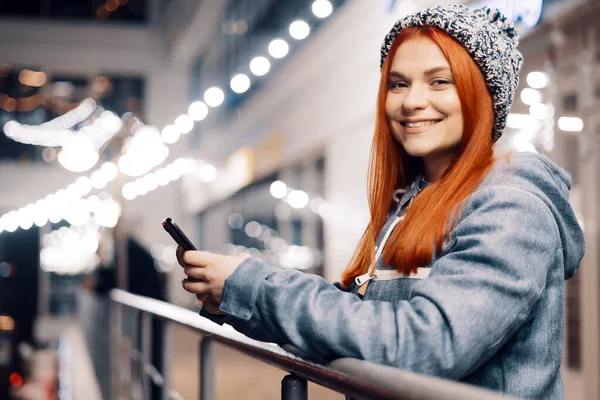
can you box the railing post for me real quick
[141,312,151,400]
[123,305,133,398]
[161,323,171,400]
[131,308,141,399]
[110,301,124,399]
[101,296,111,400]
[199,337,214,400]
[281,374,308,400]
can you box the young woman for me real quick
[177,4,585,399]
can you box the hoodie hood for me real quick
[493,152,586,280]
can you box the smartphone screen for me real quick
[161,217,197,251]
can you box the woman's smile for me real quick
[400,119,444,134]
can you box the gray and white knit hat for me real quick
[380,4,524,142]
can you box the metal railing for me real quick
[77,288,512,400]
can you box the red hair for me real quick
[340,26,495,287]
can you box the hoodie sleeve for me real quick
[211,185,559,379]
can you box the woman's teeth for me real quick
[402,120,441,127]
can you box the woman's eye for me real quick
[432,79,451,86]
[389,81,408,89]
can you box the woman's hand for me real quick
[177,246,250,315]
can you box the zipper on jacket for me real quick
[354,214,406,288]
[354,180,424,294]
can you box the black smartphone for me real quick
[162,217,197,251]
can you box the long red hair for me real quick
[340,26,496,287]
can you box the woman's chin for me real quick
[402,145,435,159]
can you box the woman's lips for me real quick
[400,119,443,134]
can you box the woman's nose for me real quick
[402,85,429,113]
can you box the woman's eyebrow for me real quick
[424,66,452,75]
[388,71,406,79]
[388,66,453,79]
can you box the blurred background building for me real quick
[0,0,597,399]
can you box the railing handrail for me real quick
[109,289,512,400]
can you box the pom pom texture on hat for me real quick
[380,4,524,142]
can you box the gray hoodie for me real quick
[202,152,586,399]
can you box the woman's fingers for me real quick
[181,278,210,294]
[183,266,206,280]
[178,250,228,317]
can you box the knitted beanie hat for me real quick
[380,4,524,142]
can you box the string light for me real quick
[204,87,225,107]
[174,114,194,134]
[249,57,271,76]
[230,74,251,94]
[268,39,289,59]
[150,242,178,272]
[557,117,584,132]
[57,136,100,173]
[161,125,180,144]
[526,71,549,89]
[287,190,310,209]
[269,181,287,198]
[188,102,208,121]
[197,164,217,182]
[520,88,542,106]
[121,158,215,200]
[312,0,333,18]
[289,20,310,40]
[118,125,169,177]
[0,161,120,233]
[3,99,121,148]
[40,223,102,275]
[269,180,333,219]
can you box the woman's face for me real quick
[385,36,463,180]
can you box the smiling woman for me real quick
[177,5,585,399]
[354,24,496,278]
